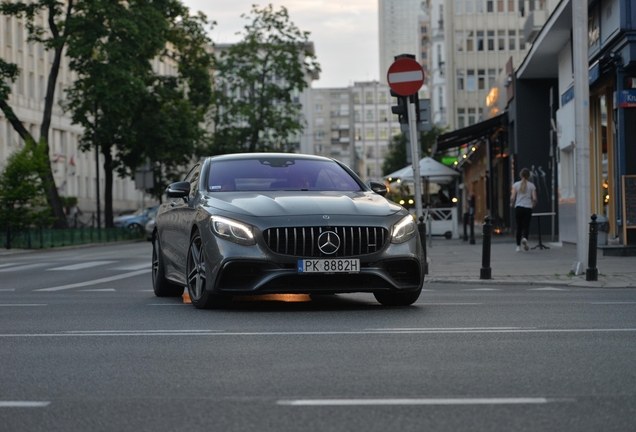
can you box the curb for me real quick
[425,277,636,288]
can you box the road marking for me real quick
[426,303,483,305]
[79,289,116,292]
[112,263,150,271]
[0,263,50,273]
[277,397,567,406]
[47,261,116,271]
[0,289,16,291]
[0,263,17,268]
[0,304,46,307]
[366,327,531,332]
[0,401,50,408]
[529,287,568,291]
[463,288,500,291]
[1,328,636,338]
[591,302,636,304]
[36,269,150,292]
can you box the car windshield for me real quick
[206,157,363,192]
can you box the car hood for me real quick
[200,191,403,217]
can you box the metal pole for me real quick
[94,102,101,230]
[573,0,590,272]
[480,215,492,279]
[408,101,422,221]
[418,216,428,275]
[586,214,598,281]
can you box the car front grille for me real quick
[264,226,388,257]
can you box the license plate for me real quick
[298,259,360,274]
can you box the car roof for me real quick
[202,153,335,164]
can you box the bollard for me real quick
[418,216,428,275]
[480,215,492,280]
[463,212,468,241]
[469,213,475,245]
[586,214,598,281]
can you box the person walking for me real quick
[510,168,537,252]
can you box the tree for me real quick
[0,0,76,228]
[382,125,448,176]
[0,142,54,233]
[63,0,214,222]
[211,4,320,154]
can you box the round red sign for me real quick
[387,58,425,97]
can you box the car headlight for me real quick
[210,216,256,246]
[391,215,417,244]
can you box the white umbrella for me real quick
[384,157,459,184]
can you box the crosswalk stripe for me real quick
[112,263,150,271]
[0,263,50,273]
[36,269,150,292]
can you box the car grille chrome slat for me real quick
[264,226,388,257]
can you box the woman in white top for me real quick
[510,168,537,252]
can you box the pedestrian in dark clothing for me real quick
[510,168,537,252]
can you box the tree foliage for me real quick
[210,4,320,154]
[0,142,55,231]
[382,125,448,176]
[63,0,214,219]
[0,0,76,228]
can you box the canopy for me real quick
[384,157,459,184]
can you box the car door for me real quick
[161,163,202,281]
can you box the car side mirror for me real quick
[369,181,387,197]
[166,181,191,199]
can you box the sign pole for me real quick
[408,101,422,219]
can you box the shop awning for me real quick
[433,112,508,155]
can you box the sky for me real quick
[181,0,380,88]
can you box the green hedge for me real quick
[2,227,144,250]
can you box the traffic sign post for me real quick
[387,56,425,221]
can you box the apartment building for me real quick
[379,0,430,87]
[310,88,353,169]
[0,13,154,217]
[444,0,533,129]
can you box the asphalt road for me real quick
[1,242,635,432]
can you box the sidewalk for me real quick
[425,234,636,288]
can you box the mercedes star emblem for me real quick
[317,231,340,255]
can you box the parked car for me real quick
[114,205,158,234]
[151,153,425,309]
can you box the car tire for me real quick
[373,288,422,306]
[186,231,232,309]
[152,235,184,297]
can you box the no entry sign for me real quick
[387,58,425,96]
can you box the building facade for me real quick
[0,13,149,221]
[310,88,353,169]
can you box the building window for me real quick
[353,92,361,104]
[468,108,477,125]
[477,31,484,51]
[487,30,495,51]
[365,92,374,104]
[467,70,475,91]
[466,30,474,51]
[509,30,516,50]
[355,128,362,141]
[465,0,473,14]
[519,29,526,50]
[497,0,504,12]
[455,31,465,51]
[354,110,361,122]
[378,91,387,103]
[486,0,494,12]
[457,108,466,128]
[379,128,389,140]
[478,69,485,90]
[315,118,324,126]
[365,109,374,121]
[457,70,465,91]
[365,127,375,140]
[508,0,515,12]
[315,104,322,112]
[378,108,388,122]
[488,69,497,88]
[454,0,463,14]
[476,0,484,13]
